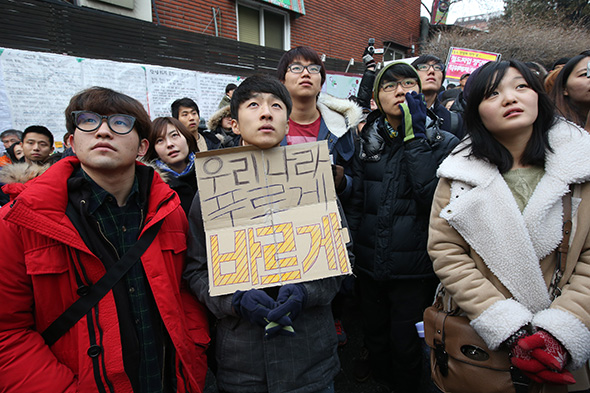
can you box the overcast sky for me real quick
[421,0,505,24]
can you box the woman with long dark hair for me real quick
[429,60,590,392]
[550,52,590,131]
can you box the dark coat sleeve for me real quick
[357,68,376,110]
[403,130,459,208]
[183,192,236,319]
[342,137,364,236]
[433,101,465,139]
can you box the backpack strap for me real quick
[448,111,460,135]
[41,220,163,346]
[549,188,573,300]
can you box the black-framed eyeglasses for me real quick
[72,111,136,135]
[288,63,322,74]
[380,79,418,92]
[415,63,444,72]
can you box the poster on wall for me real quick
[445,47,501,81]
[196,73,241,117]
[194,141,352,296]
[146,65,200,118]
[323,73,362,99]
[0,48,82,136]
[81,58,149,111]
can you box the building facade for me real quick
[149,0,421,63]
[1,0,421,75]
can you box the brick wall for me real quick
[291,0,421,61]
[153,0,238,40]
[152,0,421,63]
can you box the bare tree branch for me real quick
[421,13,590,68]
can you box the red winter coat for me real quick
[0,157,209,392]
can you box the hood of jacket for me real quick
[139,157,174,184]
[0,162,51,202]
[207,105,231,131]
[2,156,179,253]
[373,61,422,113]
[316,93,363,138]
[437,118,590,313]
[0,162,50,185]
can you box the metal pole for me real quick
[212,7,218,37]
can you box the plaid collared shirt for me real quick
[83,170,164,393]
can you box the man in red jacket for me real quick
[0,87,209,392]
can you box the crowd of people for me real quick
[0,45,590,393]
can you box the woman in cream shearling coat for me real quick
[428,60,590,392]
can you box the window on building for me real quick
[264,10,284,49]
[77,0,151,21]
[237,4,289,50]
[95,0,133,9]
[383,48,405,62]
[238,5,260,45]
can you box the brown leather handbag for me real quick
[424,190,573,393]
[423,301,519,393]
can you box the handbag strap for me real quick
[549,189,573,300]
[41,220,163,346]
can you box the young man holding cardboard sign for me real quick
[184,74,352,393]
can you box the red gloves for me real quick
[510,330,575,385]
[519,330,569,371]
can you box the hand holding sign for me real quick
[232,289,276,328]
[232,288,297,338]
[265,284,308,338]
[267,284,307,324]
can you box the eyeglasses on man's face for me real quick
[288,63,322,74]
[380,78,418,92]
[416,63,445,72]
[72,111,136,135]
[415,63,444,72]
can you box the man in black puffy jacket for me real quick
[344,62,459,392]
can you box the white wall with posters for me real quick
[0,47,240,150]
[0,47,363,151]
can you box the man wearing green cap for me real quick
[344,61,459,392]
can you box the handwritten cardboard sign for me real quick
[195,141,351,296]
[445,47,501,81]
